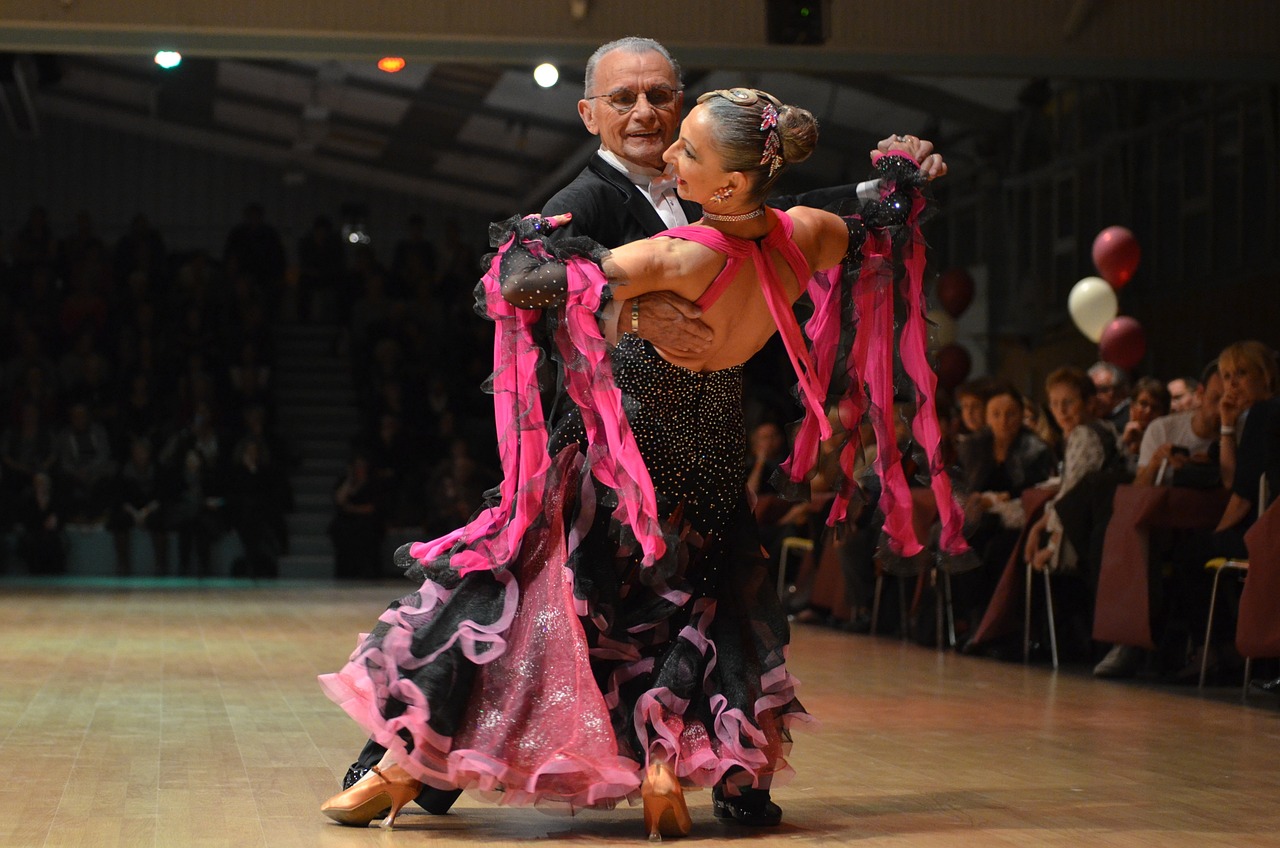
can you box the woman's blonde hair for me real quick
[1218,340,1279,395]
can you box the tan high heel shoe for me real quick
[641,760,692,840]
[321,763,422,828]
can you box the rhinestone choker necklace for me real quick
[701,207,765,223]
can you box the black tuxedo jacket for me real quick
[541,152,868,247]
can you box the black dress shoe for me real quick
[343,762,462,814]
[712,784,782,826]
[1249,675,1280,695]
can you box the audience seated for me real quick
[1165,341,1280,681]
[1093,363,1225,678]
[1132,362,1221,488]
[955,382,1056,635]
[6,199,1271,710]
[329,445,387,580]
[1023,367,1127,657]
[1167,375,1201,413]
[1089,361,1131,432]
[1120,377,1170,472]
[953,377,996,444]
[110,438,168,576]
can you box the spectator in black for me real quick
[1,401,57,503]
[425,437,495,538]
[56,210,105,285]
[110,438,168,576]
[9,205,57,280]
[955,382,1056,632]
[391,213,436,301]
[296,215,346,323]
[112,213,168,285]
[162,446,226,577]
[329,445,386,580]
[1089,361,1131,432]
[239,403,294,551]
[226,340,273,430]
[54,398,116,526]
[14,472,65,574]
[366,412,422,531]
[224,202,286,284]
[114,373,163,456]
[223,202,286,315]
[226,437,282,579]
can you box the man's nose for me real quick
[630,93,657,119]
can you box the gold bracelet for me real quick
[631,299,640,335]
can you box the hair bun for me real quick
[778,105,818,166]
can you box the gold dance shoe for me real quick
[320,763,422,828]
[641,760,692,840]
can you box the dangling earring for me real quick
[711,187,734,204]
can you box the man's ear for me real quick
[578,100,599,136]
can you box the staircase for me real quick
[273,323,359,579]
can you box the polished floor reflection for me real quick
[1,580,1277,848]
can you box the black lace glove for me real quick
[490,215,611,309]
[841,153,926,261]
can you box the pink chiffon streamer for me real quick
[555,260,667,566]
[408,232,667,573]
[407,233,550,573]
[896,197,968,554]
[778,184,969,556]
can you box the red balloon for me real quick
[936,267,975,318]
[1099,316,1146,370]
[1092,226,1141,288]
[935,343,972,391]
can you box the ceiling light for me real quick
[533,63,559,88]
[377,57,406,73]
[154,51,182,70]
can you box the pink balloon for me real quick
[936,268,975,318]
[1099,316,1146,370]
[935,343,972,391]
[1092,226,1141,288]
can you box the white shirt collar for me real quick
[597,147,686,228]
[597,147,666,187]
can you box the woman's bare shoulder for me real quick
[781,206,846,271]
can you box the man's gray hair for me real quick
[1088,360,1128,387]
[583,36,682,96]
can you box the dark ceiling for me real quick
[2,51,1031,215]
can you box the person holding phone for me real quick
[1131,362,1222,488]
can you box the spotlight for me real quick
[154,50,182,70]
[533,63,559,88]
[377,56,406,73]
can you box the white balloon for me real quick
[926,309,957,346]
[1067,276,1118,343]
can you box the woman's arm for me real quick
[498,213,686,309]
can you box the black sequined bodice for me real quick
[549,334,747,534]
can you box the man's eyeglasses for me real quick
[585,86,681,114]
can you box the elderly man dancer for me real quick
[338,35,946,827]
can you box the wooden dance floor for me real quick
[2,579,1278,847]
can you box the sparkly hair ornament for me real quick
[696,87,787,177]
[759,102,784,177]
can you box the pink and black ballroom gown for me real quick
[319,155,966,812]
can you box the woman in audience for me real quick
[1170,341,1279,682]
[954,378,995,443]
[956,382,1056,629]
[1024,368,1123,575]
[1120,377,1171,471]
